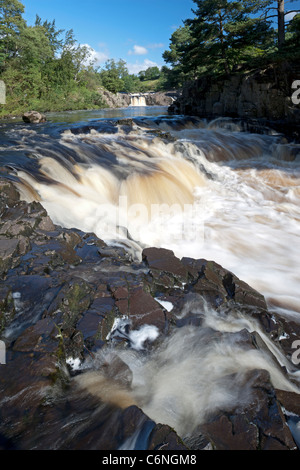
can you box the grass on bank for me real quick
[0,85,109,119]
[0,79,166,119]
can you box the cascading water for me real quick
[4,113,299,319]
[130,94,147,107]
[0,108,300,449]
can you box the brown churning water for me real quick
[2,113,300,447]
[12,116,300,319]
[72,298,300,442]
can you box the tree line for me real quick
[162,0,300,88]
[0,0,169,117]
[1,0,299,117]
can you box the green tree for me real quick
[19,25,53,67]
[138,66,160,81]
[162,24,195,86]
[17,25,54,100]
[122,73,141,92]
[183,0,273,75]
[284,12,300,49]
[0,0,26,68]
[162,25,192,68]
[34,15,64,53]
[262,1,300,48]
[49,29,94,89]
[99,59,128,93]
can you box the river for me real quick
[1,105,299,320]
[0,105,300,448]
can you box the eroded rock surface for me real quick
[22,111,47,124]
[0,177,300,450]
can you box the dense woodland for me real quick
[163,0,300,88]
[0,0,299,117]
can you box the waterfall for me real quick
[7,115,300,319]
[130,94,147,107]
[1,110,300,450]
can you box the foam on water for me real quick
[13,121,299,319]
[2,112,299,447]
[75,298,300,443]
[106,316,159,351]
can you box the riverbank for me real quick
[169,61,300,142]
[0,89,176,121]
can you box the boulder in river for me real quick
[22,111,47,124]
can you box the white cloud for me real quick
[81,43,110,66]
[128,45,148,56]
[285,11,298,22]
[126,59,161,75]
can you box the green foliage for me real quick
[284,13,300,49]
[0,0,26,68]
[162,25,192,69]
[34,15,64,52]
[183,0,273,75]
[99,59,126,93]
[19,25,53,67]
[0,1,107,117]
[138,66,161,81]
[97,60,164,93]
[162,25,195,88]
[162,0,300,86]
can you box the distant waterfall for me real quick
[130,94,147,107]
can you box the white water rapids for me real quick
[2,110,300,447]
[13,115,300,320]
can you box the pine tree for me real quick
[162,24,195,86]
[262,1,300,49]
[182,0,273,75]
[0,0,26,68]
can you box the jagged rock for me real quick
[276,389,300,416]
[22,111,47,124]
[0,175,300,451]
[112,284,166,332]
[76,294,115,349]
[147,423,188,450]
[145,91,177,106]
[97,88,131,108]
[142,247,189,286]
[0,180,20,213]
[169,62,300,141]
[0,237,19,276]
[12,317,61,353]
[0,318,68,443]
[199,369,297,450]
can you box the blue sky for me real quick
[22,0,195,74]
[22,0,300,75]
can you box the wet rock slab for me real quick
[199,369,297,450]
[0,177,300,450]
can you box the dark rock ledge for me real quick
[0,176,300,450]
[169,62,300,143]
